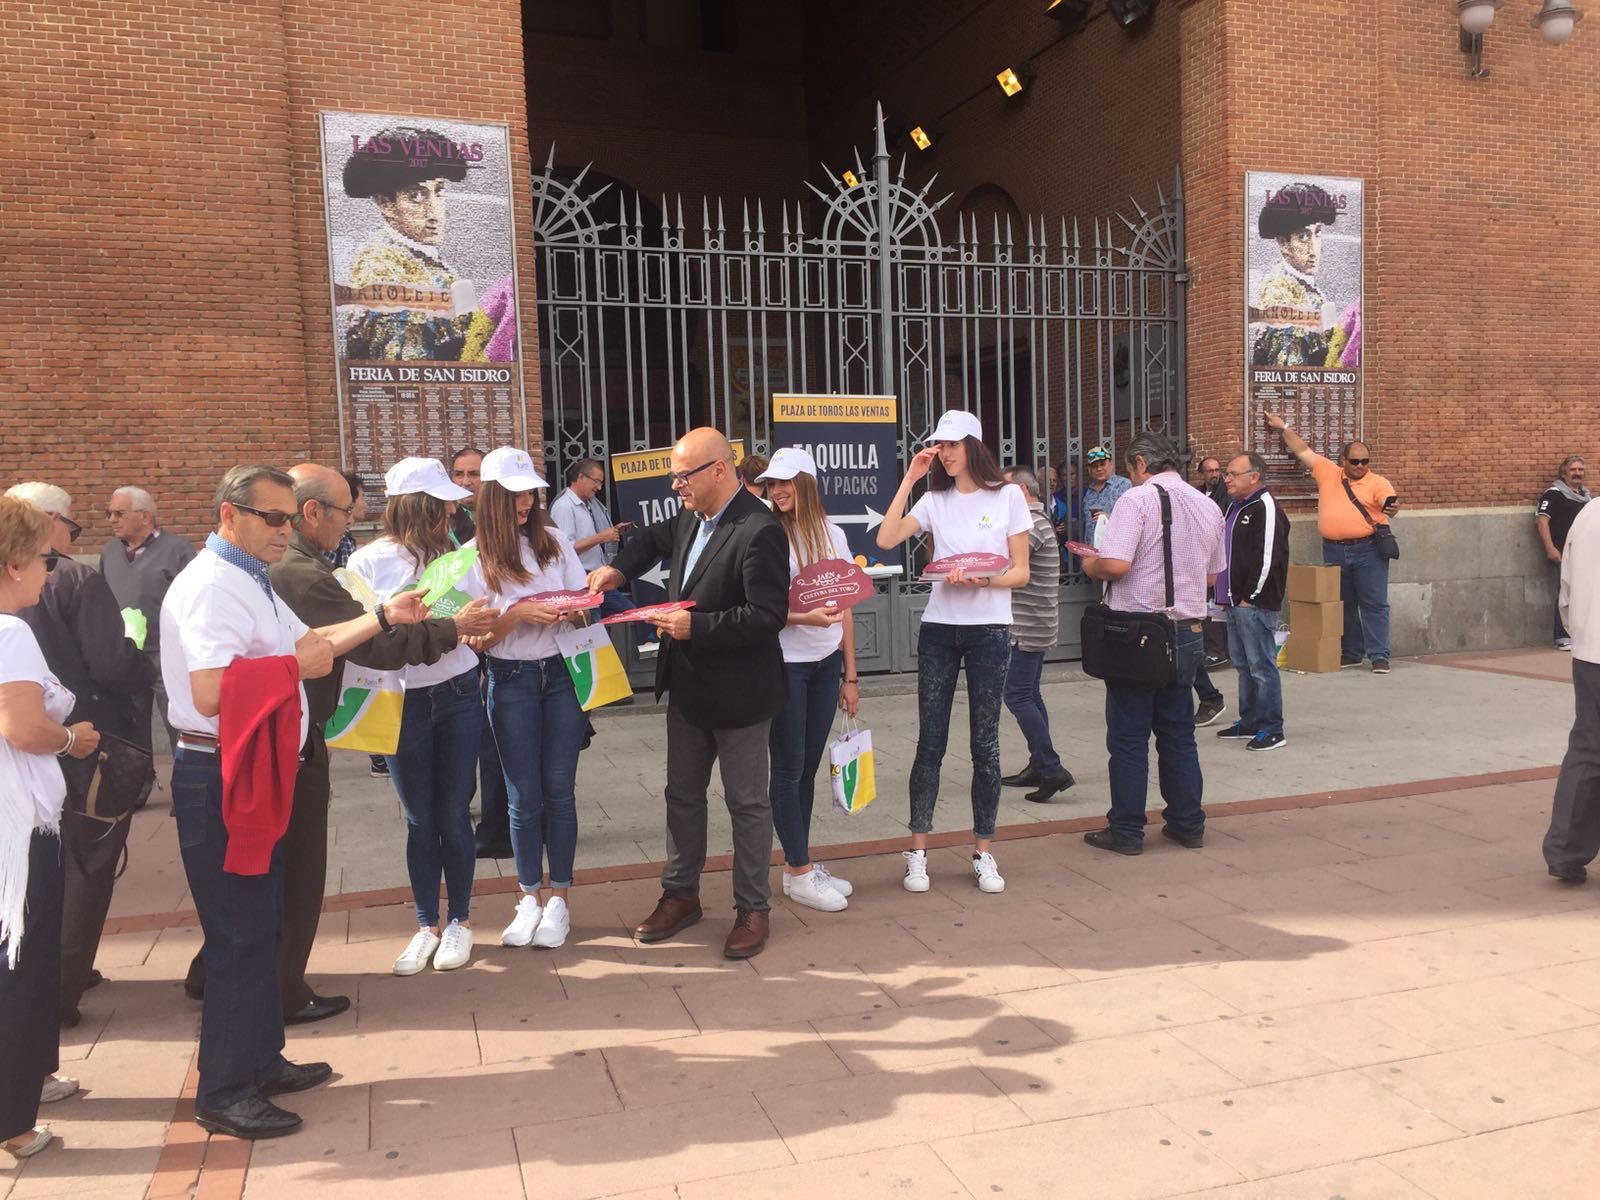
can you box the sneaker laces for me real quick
[903,849,927,874]
[399,929,434,962]
[973,852,1001,878]
[439,920,468,954]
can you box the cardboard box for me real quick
[1289,600,1344,640]
[1286,564,1340,604]
[1283,633,1341,673]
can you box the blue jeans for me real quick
[769,651,844,868]
[386,669,483,927]
[1003,644,1062,773]
[1103,624,1205,842]
[1553,562,1569,642]
[910,622,1010,837]
[474,660,511,845]
[170,749,288,1110]
[1323,538,1391,662]
[487,654,586,890]
[1193,661,1223,705]
[1225,605,1284,737]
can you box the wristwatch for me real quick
[375,602,393,632]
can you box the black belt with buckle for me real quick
[1324,535,1374,546]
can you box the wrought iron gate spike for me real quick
[570,162,593,191]
[1128,193,1149,221]
[716,197,726,234]
[1070,216,1080,249]
[805,179,833,207]
[873,101,888,158]
[1173,164,1185,200]
[1154,178,1166,209]
[1117,211,1139,234]
[675,195,686,233]
[779,200,790,237]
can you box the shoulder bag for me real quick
[58,730,155,826]
[1079,485,1177,688]
[1341,478,1400,560]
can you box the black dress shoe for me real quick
[1549,864,1587,885]
[1002,765,1041,789]
[86,969,105,990]
[1162,825,1204,849]
[1025,769,1076,804]
[474,839,514,860]
[195,1095,302,1139]
[284,994,350,1025]
[59,1007,81,1029]
[1083,828,1143,856]
[261,1061,333,1096]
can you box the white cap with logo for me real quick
[925,410,983,444]
[480,446,550,491]
[756,447,817,481]
[384,457,472,502]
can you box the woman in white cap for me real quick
[876,411,1031,895]
[463,447,589,951]
[347,458,483,975]
[757,448,861,912]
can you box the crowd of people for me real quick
[0,410,1590,1155]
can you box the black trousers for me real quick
[1545,657,1600,872]
[58,809,131,1014]
[0,832,64,1141]
[171,748,287,1111]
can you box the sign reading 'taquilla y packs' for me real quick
[771,394,898,568]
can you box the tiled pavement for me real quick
[5,650,1598,1199]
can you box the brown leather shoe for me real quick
[722,909,770,959]
[633,893,702,943]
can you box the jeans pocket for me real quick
[170,770,211,851]
[487,657,521,685]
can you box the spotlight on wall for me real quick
[1046,0,1093,29]
[841,169,860,188]
[995,63,1035,97]
[1533,0,1585,43]
[909,125,935,151]
[1107,0,1158,27]
[1457,0,1582,78]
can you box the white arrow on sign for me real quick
[830,505,884,532]
[639,563,671,591]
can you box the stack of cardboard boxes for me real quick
[1283,564,1342,673]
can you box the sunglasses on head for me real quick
[1345,457,1370,467]
[231,502,302,529]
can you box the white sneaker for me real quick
[432,920,473,971]
[786,869,848,912]
[39,1075,78,1104]
[902,849,930,893]
[972,852,1006,894]
[812,862,853,897]
[1557,638,1574,652]
[500,894,543,947]
[393,928,440,976]
[531,896,571,948]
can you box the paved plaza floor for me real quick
[5,648,1597,1199]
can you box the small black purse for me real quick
[1342,478,1399,561]
[1080,485,1178,688]
[58,730,155,825]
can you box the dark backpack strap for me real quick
[1156,484,1174,611]
[1341,477,1378,529]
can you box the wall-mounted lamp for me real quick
[995,63,1035,97]
[1107,0,1158,27]
[909,125,936,151]
[1046,0,1093,29]
[841,169,860,188]
[1459,0,1584,77]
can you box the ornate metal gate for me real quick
[531,106,1186,671]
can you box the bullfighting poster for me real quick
[319,113,527,499]
[1244,172,1363,493]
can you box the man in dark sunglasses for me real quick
[1264,410,1399,673]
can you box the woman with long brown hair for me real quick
[347,458,483,976]
[463,447,589,951]
[757,448,860,912]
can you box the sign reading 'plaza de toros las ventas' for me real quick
[1244,172,1364,494]
[318,113,527,496]
[771,394,899,568]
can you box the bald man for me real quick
[184,464,498,1023]
[590,428,789,958]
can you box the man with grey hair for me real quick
[1213,452,1291,751]
[1078,433,1226,854]
[999,465,1074,803]
[100,485,194,756]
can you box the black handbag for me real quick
[1341,477,1400,560]
[1080,485,1177,688]
[58,730,155,826]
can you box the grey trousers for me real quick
[1544,657,1600,872]
[663,703,773,912]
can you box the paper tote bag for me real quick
[556,623,634,712]
[829,719,877,816]
[324,663,404,754]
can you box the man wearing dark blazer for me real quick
[589,427,789,958]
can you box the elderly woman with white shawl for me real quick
[0,496,100,1160]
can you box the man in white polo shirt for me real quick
[161,465,427,1140]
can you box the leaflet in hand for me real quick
[1064,541,1098,559]
[789,559,875,613]
[527,589,604,612]
[920,552,1009,581]
[599,600,697,626]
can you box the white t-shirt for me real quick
[779,523,854,664]
[160,547,311,746]
[345,538,479,689]
[0,615,73,829]
[461,531,587,662]
[907,483,1032,626]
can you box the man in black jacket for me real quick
[1213,452,1291,751]
[588,428,789,959]
[9,481,154,1026]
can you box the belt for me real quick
[1324,535,1374,545]
[175,731,218,755]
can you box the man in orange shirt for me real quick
[1265,412,1399,673]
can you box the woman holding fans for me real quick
[876,411,1031,895]
[758,448,861,912]
[465,447,590,951]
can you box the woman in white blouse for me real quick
[0,496,101,1159]
[464,447,590,951]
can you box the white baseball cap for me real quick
[925,410,983,444]
[385,457,472,502]
[756,447,817,481]
[480,446,549,491]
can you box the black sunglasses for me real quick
[231,502,302,529]
[54,513,82,543]
[1345,457,1370,467]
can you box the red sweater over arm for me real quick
[218,656,302,875]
